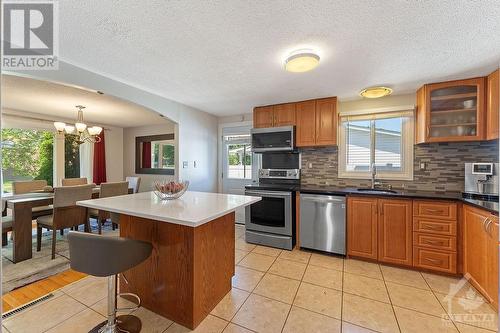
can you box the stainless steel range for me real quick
[244,152,300,250]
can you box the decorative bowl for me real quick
[153,180,189,200]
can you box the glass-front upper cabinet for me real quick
[416,77,486,143]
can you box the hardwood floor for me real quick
[2,269,87,313]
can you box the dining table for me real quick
[2,186,132,263]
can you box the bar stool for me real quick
[68,231,152,333]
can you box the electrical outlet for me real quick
[420,162,426,170]
[183,161,188,169]
[308,162,313,169]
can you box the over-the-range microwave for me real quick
[251,126,295,153]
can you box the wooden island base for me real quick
[119,212,235,329]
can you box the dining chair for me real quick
[12,180,53,219]
[126,176,141,193]
[2,202,13,247]
[61,177,88,186]
[89,181,129,234]
[36,184,93,259]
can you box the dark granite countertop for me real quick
[299,186,499,214]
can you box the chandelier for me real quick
[53,105,103,144]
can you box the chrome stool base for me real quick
[90,315,142,333]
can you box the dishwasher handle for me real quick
[301,195,345,204]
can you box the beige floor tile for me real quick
[394,306,458,333]
[130,307,173,333]
[222,323,253,333]
[268,259,307,280]
[343,273,390,303]
[278,249,311,264]
[309,253,343,271]
[380,265,429,290]
[235,250,249,264]
[90,295,137,316]
[211,288,250,321]
[293,282,342,319]
[235,238,256,252]
[422,273,469,295]
[4,294,87,333]
[238,252,275,272]
[454,322,498,333]
[386,282,446,316]
[252,245,282,257]
[302,265,343,291]
[45,308,105,333]
[342,293,399,333]
[344,259,383,280]
[62,275,107,306]
[282,306,341,333]
[436,292,498,331]
[253,273,300,304]
[232,294,290,333]
[232,266,264,292]
[341,322,378,332]
[2,326,11,333]
[165,314,227,333]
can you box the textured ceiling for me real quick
[2,75,164,127]
[58,1,500,116]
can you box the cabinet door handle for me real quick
[425,258,442,264]
[482,217,490,232]
[485,219,493,237]
[426,126,430,137]
[424,225,443,231]
[424,240,443,246]
[425,208,442,213]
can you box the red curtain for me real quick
[93,131,107,185]
[142,142,151,168]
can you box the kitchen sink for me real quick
[356,188,398,194]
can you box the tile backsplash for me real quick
[300,141,499,192]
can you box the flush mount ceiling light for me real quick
[284,50,320,73]
[359,86,393,98]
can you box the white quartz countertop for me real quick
[77,191,261,227]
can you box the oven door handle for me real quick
[245,190,292,197]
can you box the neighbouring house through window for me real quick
[338,109,414,180]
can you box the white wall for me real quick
[105,127,124,182]
[12,60,219,192]
[123,121,177,192]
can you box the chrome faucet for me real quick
[371,163,381,189]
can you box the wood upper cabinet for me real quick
[274,103,296,127]
[378,199,413,266]
[416,77,486,143]
[464,205,490,297]
[253,96,337,147]
[253,106,274,128]
[315,98,337,146]
[296,100,317,147]
[347,196,378,260]
[487,69,499,140]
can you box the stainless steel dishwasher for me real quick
[300,193,346,255]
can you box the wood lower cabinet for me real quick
[464,205,498,309]
[347,196,378,260]
[348,197,459,274]
[487,69,499,140]
[378,199,412,266]
[253,106,274,128]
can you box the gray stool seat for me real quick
[68,231,152,277]
[2,216,13,230]
[68,231,152,333]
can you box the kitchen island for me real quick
[77,191,260,329]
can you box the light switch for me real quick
[308,162,313,169]
[193,161,197,168]
[420,162,426,170]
